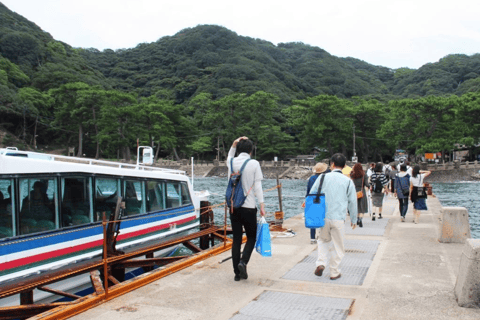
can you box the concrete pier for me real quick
[70,196,480,320]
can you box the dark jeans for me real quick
[398,198,408,217]
[229,207,257,275]
[310,228,316,240]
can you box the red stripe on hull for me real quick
[0,215,197,272]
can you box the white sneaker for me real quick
[310,239,316,244]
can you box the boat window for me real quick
[146,180,165,212]
[166,182,181,208]
[94,178,119,221]
[123,180,146,216]
[181,182,192,205]
[0,178,15,238]
[19,178,57,235]
[61,177,92,227]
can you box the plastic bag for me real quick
[255,217,271,257]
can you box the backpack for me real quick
[372,175,384,193]
[225,158,251,212]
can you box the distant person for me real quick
[350,163,369,227]
[388,164,398,195]
[304,162,330,243]
[394,164,410,222]
[410,165,431,224]
[310,153,357,280]
[227,136,265,282]
[366,162,375,177]
[369,163,389,220]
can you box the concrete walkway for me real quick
[71,196,480,320]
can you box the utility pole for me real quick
[217,136,220,161]
[352,124,356,161]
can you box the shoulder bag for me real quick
[397,174,410,196]
[356,176,364,199]
[417,175,427,198]
[304,174,326,228]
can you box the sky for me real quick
[2,0,480,69]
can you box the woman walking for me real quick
[388,164,398,195]
[350,163,369,227]
[305,163,329,243]
[410,165,431,224]
[369,163,389,221]
[394,164,410,222]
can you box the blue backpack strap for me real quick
[230,158,234,173]
[239,159,251,173]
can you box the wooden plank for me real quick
[114,256,189,268]
[37,286,81,300]
[183,241,202,253]
[108,275,120,285]
[89,270,104,295]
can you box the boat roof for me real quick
[0,148,188,181]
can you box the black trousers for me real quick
[229,207,257,275]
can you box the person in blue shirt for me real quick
[304,162,330,244]
[310,153,357,280]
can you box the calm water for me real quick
[194,178,480,239]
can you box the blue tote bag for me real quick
[304,174,326,228]
[255,217,271,257]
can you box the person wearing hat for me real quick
[303,162,330,244]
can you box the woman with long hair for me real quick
[410,165,431,224]
[369,163,389,220]
[350,163,369,227]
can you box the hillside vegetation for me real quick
[1,2,479,162]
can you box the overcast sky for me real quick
[3,0,480,69]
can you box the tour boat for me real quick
[0,147,204,304]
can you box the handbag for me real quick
[304,174,326,228]
[417,175,427,198]
[255,217,272,257]
[397,174,409,196]
[356,176,364,199]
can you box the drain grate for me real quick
[282,239,380,285]
[230,291,353,320]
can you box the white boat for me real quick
[0,148,207,305]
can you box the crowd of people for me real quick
[225,135,431,283]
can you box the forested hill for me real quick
[78,25,480,103]
[2,0,480,104]
[1,2,480,163]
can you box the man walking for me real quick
[227,136,266,281]
[310,153,357,280]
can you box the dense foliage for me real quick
[1,3,479,162]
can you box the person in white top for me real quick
[409,165,431,224]
[227,136,265,282]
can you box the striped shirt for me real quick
[370,172,389,191]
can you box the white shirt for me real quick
[366,168,374,177]
[227,147,264,208]
[410,173,426,187]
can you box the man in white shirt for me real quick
[227,136,265,282]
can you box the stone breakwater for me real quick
[425,168,480,183]
[159,163,479,183]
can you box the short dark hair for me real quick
[331,153,346,168]
[236,139,253,155]
[400,164,407,172]
[375,162,383,172]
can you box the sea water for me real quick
[194,178,480,239]
[430,182,480,239]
